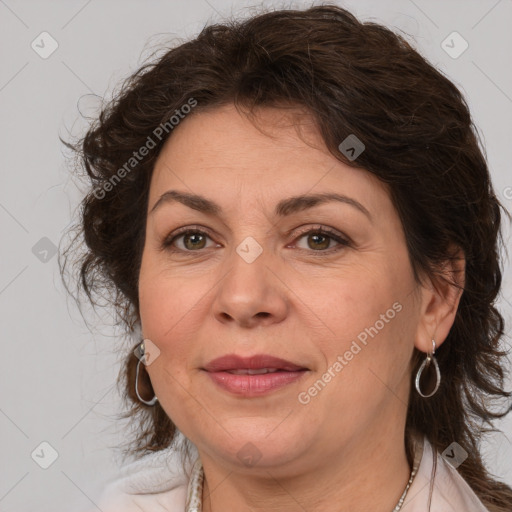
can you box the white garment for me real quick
[90,432,490,512]
[401,437,489,512]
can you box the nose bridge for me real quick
[223,233,270,302]
[212,232,288,326]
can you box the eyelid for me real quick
[289,224,351,244]
[162,224,351,253]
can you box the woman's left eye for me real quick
[293,228,350,252]
[162,226,350,254]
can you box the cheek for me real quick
[296,265,401,346]
[302,262,415,393]
[138,268,206,424]
[138,260,215,404]
[138,251,204,342]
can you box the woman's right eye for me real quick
[162,229,216,252]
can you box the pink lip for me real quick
[203,354,307,372]
[205,370,308,396]
[202,354,309,397]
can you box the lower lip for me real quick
[204,370,307,396]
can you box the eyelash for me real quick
[161,225,351,256]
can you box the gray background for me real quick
[1,0,511,510]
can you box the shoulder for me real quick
[91,437,199,512]
[403,435,490,512]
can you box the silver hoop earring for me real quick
[415,339,441,398]
[135,341,158,406]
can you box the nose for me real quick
[212,243,289,328]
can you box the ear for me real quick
[414,245,465,353]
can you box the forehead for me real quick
[148,103,387,214]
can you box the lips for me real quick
[202,354,309,396]
[203,354,308,373]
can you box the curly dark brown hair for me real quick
[60,4,512,510]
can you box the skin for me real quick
[138,103,464,512]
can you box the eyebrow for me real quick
[150,190,372,221]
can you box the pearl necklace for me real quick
[392,434,423,512]
[392,464,418,511]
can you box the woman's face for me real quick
[138,104,429,475]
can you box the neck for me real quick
[200,427,413,512]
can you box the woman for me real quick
[61,4,512,512]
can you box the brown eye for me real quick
[294,228,350,253]
[163,229,215,252]
[182,232,207,250]
[306,233,331,250]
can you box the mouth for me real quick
[201,354,309,396]
[202,353,309,373]
[223,368,292,375]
